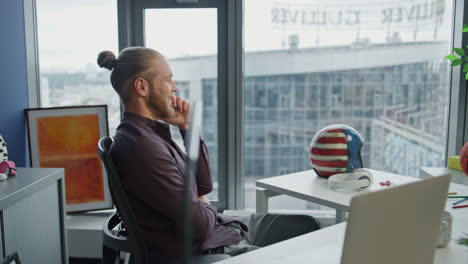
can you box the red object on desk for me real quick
[460,142,468,176]
[452,204,468,209]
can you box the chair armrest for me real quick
[102,213,132,252]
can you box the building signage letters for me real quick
[272,0,445,29]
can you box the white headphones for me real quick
[328,168,373,191]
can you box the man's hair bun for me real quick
[97,51,117,70]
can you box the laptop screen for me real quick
[184,100,202,162]
[342,174,451,264]
[181,100,202,264]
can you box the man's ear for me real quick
[133,77,148,96]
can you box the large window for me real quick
[243,0,454,212]
[45,0,458,211]
[36,0,120,134]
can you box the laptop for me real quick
[341,174,451,264]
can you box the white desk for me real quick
[420,167,468,185]
[217,182,468,264]
[256,169,418,223]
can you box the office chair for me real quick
[98,136,230,264]
[0,252,20,264]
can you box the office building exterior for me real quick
[170,40,449,209]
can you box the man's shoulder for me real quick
[113,132,164,150]
[112,128,171,159]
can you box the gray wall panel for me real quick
[3,182,62,264]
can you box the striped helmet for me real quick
[310,124,364,178]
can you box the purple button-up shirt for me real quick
[110,112,241,256]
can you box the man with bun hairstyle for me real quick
[97,47,320,260]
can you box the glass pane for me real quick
[145,9,219,201]
[36,0,120,134]
[244,0,454,211]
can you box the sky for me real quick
[36,0,452,72]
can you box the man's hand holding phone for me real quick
[163,95,190,130]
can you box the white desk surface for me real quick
[217,182,468,264]
[256,169,419,210]
[420,167,468,185]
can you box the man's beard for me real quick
[147,91,175,119]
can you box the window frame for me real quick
[24,0,40,108]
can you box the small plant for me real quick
[446,25,468,79]
[457,233,468,247]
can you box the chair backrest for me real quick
[98,136,149,264]
[0,252,20,264]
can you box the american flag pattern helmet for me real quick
[310,124,364,178]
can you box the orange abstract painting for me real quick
[36,114,105,205]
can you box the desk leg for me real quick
[336,209,346,224]
[256,188,281,214]
[256,188,270,214]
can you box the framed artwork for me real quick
[26,105,112,213]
